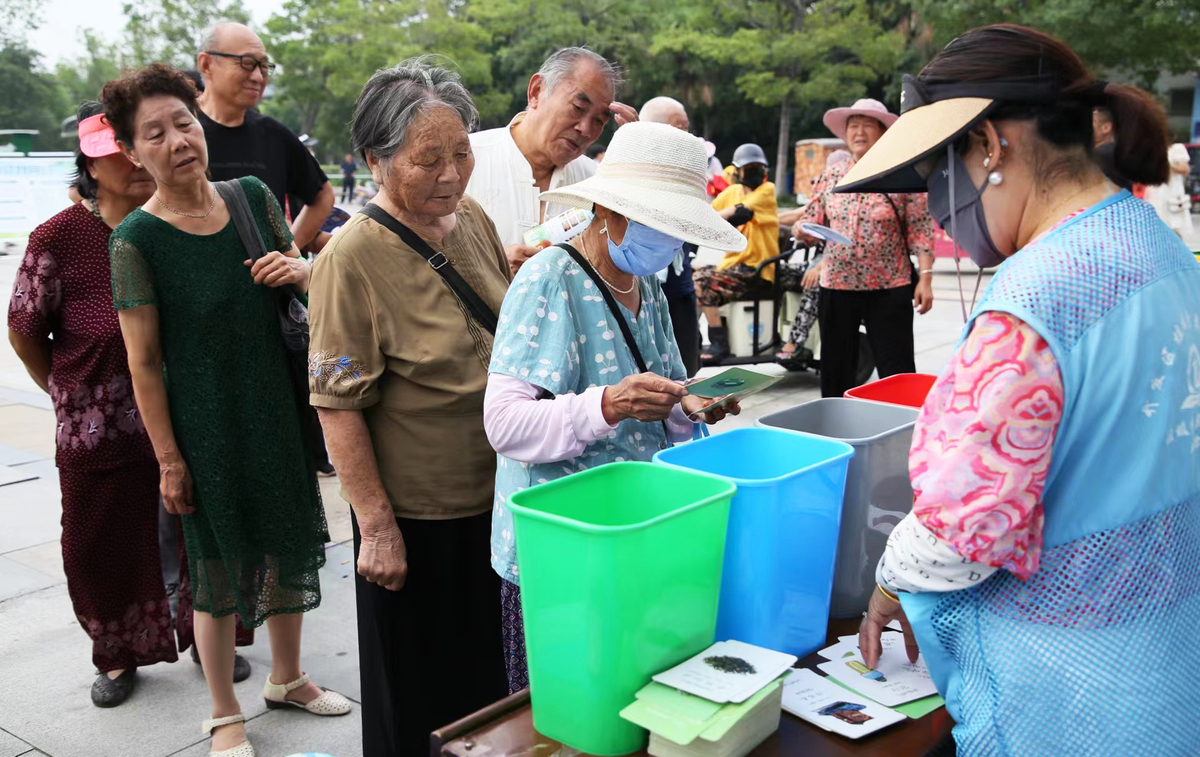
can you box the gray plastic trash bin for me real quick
[758,398,919,618]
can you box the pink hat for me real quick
[822,99,898,141]
[78,114,120,158]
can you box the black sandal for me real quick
[91,668,137,708]
[191,644,253,683]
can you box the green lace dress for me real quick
[109,176,328,626]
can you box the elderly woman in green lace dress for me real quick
[103,63,350,757]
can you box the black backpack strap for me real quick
[560,243,674,448]
[359,203,498,335]
[214,180,269,261]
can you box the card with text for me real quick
[782,670,905,739]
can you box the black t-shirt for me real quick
[198,109,328,217]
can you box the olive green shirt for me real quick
[308,195,511,519]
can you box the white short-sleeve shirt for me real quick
[466,112,597,248]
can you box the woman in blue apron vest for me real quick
[839,25,1200,756]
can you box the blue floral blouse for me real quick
[489,246,687,584]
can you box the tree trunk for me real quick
[776,93,791,198]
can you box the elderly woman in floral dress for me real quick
[7,102,166,708]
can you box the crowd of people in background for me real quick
[5,17,1200,757]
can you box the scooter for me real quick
[701,238,876,385]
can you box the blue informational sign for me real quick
[0,155,74,237]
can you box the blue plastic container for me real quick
[654,427,854,658]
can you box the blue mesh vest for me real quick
[901,191,1200,756]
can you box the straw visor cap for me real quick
[539,122,747,253]
[836,97,993,194]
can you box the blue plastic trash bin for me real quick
[654,427,854,658]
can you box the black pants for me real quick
[341,177,355,203]
[353,510,508,757]
[667,292,701,378]
[818,286,915,398]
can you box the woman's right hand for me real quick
[358,520,408,591]
[602,372,687,424]
[159,456,195,515]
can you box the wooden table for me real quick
[431,620,954,757]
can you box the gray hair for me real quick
[351,56,479,166]
[197,21,240,54]
[537,47,624,99]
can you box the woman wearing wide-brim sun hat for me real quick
[843,24,1200,757]
[483,120,746,692]
[787,97,937,397]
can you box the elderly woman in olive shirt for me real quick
[307,60,509,757]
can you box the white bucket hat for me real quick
[539,122,748,253]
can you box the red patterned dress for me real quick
[8,203,173,672]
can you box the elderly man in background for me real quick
[792,98,934,398]
[466,47,637,274]
[196,22,335,253]
[639,95,702,375]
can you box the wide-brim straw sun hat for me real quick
[835,72,1074,193]
[539,122,748,253]
[822,98,899,143]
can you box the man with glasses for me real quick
[196,22,337,479]
[196,22,334,256]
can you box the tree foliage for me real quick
[7,0,1200,172]
[0,44,68,150]
[122,0,250,68]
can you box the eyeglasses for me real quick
[205,51,276,75]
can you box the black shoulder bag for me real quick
[214,179,310,354]
[359,203,497,334]
[559,243,674,449]
[883,193,919,291]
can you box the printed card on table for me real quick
[818,631,908,661]
[782,670,905,739]
[816,645,937,707]
[652,640,796,704]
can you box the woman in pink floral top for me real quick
[793,99,936,397]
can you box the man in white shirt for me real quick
[467,47,638,274]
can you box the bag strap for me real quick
[884,193,918,283]
[560,242,675,448]
[214,180,270,261]
[359,203,497,335]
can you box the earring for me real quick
[987,172,1003,186]
[999,137,1009,148]
[983,153,992,169]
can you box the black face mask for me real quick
[740,165,767,188]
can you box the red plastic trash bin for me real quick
[844,373,937,409]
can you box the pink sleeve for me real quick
[909,311,1064,579]
[484,374,616,464]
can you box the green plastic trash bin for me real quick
[509,461,736,756]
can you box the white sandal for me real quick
[263,672,352,716]
[202,713,256,757]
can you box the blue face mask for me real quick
[607,220,684,276]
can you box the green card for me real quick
[826,675,945,719]
[685,368,782,411]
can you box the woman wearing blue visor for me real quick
[483,121,748,691]
[844,25,1200,757]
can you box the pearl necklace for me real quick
[581,233,636,294]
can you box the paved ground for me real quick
[2,214,1190,756]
